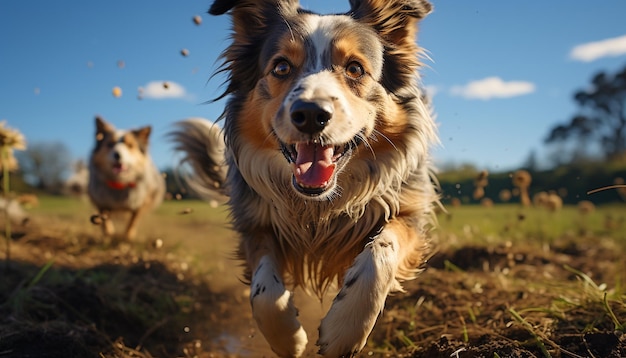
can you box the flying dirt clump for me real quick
[112,86,122,98]
[499,189,512,202]
[473,170,488,200]
[533,191,562,212]
[512,169,532,207]
[577,200,595,215]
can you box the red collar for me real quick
[107,181,137,190]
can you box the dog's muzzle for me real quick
[278,98,364,197]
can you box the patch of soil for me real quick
[0,220,239,358]
[371,236,626,358]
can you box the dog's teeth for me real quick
[297,182,327,189]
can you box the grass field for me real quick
[1,196,625,357]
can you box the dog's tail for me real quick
[169,118,229,202]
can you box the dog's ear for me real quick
[95,116,114,143]
[349,0,432,38]
[209,0,299,15]
[133,126,152,153]
[208,0,300,99]
[349,0,432,92]
[209,0,299,37]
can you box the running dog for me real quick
[88,116,165,241]
[171,0,438,356]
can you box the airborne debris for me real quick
[472,170,489,200]
[178,208,193,215]
[512,169,532,206]
[112,86,122,98]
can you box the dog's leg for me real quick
[251,255,308,357]
[100,209,115,237]
[318,222,410,357]
[124,209,143,240]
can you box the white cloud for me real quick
[139,81,189,100]
[450,77,535,100]
[570,34,626,62]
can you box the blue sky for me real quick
[2,1,626,173]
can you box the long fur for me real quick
[171,0,438,356]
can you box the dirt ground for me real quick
[1,199,625,357]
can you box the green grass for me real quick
[438,203,626,246]
[30,195,228,222]
[31,195,92,216]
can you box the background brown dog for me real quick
[88,116,165,241]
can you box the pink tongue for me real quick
[293,142,336,188]
[112,163,123,174]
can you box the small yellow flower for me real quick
[0,120,26,172]
[0,120,26,151]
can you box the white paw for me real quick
[317,240,397,357]
[253,289,308,357]
[251,256,308,357]
[317,280,382,357]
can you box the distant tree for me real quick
[522,149,539,171]
[545,64,626,162]
[16,141,72,192]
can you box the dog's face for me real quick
[91,117,151,183]
[212,0,432,200]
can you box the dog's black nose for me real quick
[113,151,121,161]
[290,99,332,135]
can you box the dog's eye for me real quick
[345,61,364,79]
[272,60,291,78]
[107,142,115,149]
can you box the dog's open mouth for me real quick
[112,162,125,175]
[279,134,362,196]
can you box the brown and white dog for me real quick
[171,0,438,356]
[88,116,165,241]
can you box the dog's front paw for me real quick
[316,286,382,357]
[251,256,308,357]
[253,288,308,357]
[269,324,307,358]
[317,306,375,357]
[317,241,398,357]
